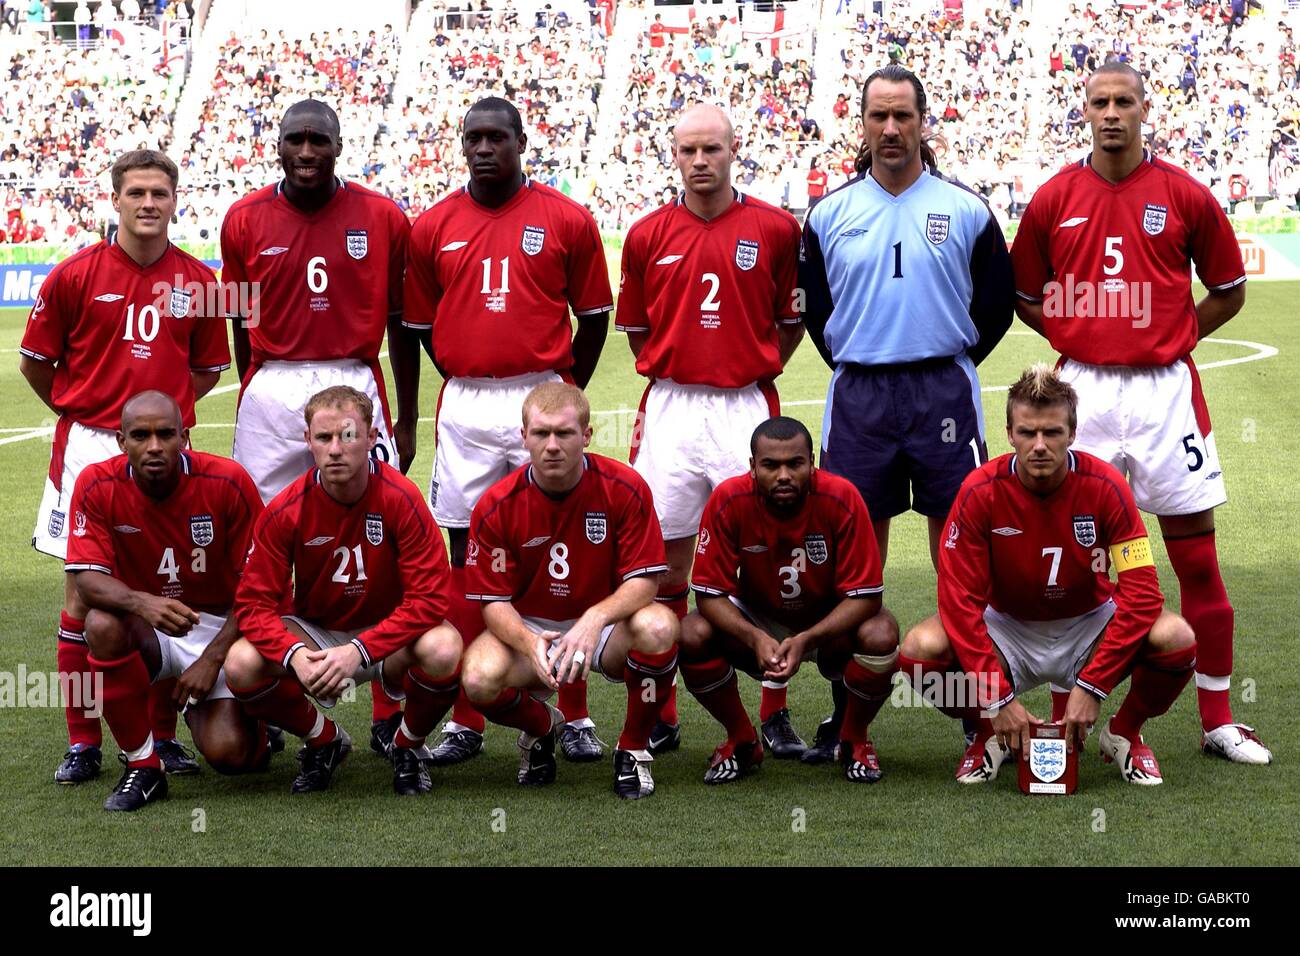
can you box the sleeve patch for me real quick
[1110,537,1154,573]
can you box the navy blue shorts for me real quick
[821,357,987,520]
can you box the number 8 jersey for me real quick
[465,454,668,620]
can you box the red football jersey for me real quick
[616,192,801,387]
[692,469,884,631]
[465,454,668,620]
[65,451,262,615]
[403,180,613,378]
[235,460,450,669]
[219,179,410,365]
[1011,153,1245,367]
[938,451,1164,708]
[20,241,230,430]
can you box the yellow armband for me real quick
[1110,537,1154,573]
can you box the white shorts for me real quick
[282,614,396,705]
[984,599,1116,698]
[527,615,620,684]
[432,371,562,528]
[233,360,397,503]
[1059,358,1226,516]
[156,612,235,702]
[33,421,121,559]
[631,379,779,539]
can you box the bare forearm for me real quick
[570,313,609,389]
[699,595,768,651]
[1014,300,1045,336]
[1196,286,1245,339]
[625,330,647,360]
[483,601,542,657]
[19,356,57,413]
[777,323,804,365]
[74,571,144,617]
[583,576,657,629]
[231,319,251,382]
[200,614,242,664]
[192,370,219,400]
[387,313,420,421]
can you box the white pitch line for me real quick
[0,339,1279,446]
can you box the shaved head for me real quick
[280,99,341,143]
[672,104,734,146]
[122,391,181,431]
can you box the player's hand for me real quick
[300,645,362,702]
[134,595,199,637]
[1060,686,1100,753]
[173,653,221,710]
[551,614,602,684]
[751,631,783,680]
[394,418,417,474]
[531,630,562,691]
[764,633,807,682]
[990,699,1042,760]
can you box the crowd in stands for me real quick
[3,0,1300,247]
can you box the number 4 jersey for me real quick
[65,451,263,613]
[465,454,668,620]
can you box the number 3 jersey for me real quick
[691,469,884,631]
[235,460,451,668]
[65,451,263,614]
[465,454,668,620]
[19,241,230,430]
[938,450,1164,701]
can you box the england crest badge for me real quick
[1073,514,1097,548]
[365,512,384,546]
[926,213,950,245]
[735,239,759,271]
[585,512,607,544]
[190,514,214,547]
[1142,204,1167,236]
[346,230,369,260]
[804,533,828,565]
[169,287,193,319]
[522,225,546,256]
[48,510,65,539]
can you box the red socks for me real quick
[87,650,159,769]
[393,666,460,748]
[370,681,402,723]
[655,587,688,725]
[619,647,678,751]
[558,679,590,724]
[1164,531,1234,730]
[449,689,487,734]
[841,656,897,744]
[1110,644,1196,741]
[150,679,179,740]
[444,565,487,734]
[681,657,756,744]
[58,615,101,748]
[229,676,335,746]
[759,682,788,721]
[479,688,554,738]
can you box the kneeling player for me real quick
[226,386,462,796]
[683,417,898,784]
[67,392,268,811]
[902,366,1196,786]
[461,383,679,799]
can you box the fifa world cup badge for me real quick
[1018,723,1078,795]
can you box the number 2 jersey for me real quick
[465,454,668,620]
[938,450,1164,706]
[691,469,884,631]
[235,460,451,669]
[65,451,263,614]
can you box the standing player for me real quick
[1011,62,1270,764]
[69,392,268,811]
[460,384,678,799]
[617,104,806,758]
[901,366,1196,785]
[404,97,613,764]
[684,417,898,784]
[220,99,415,754]
[798,65,1014,760]
[225,387,463,796]
[19,150,230,784]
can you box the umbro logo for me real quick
[305,535,334,546]
[522,535,551,548]
[742,545,769,552]
[94,293,125,303]
[841,228,869,237]
[655,255,684,265]
[992,527,1023,536]
[258,246,290,256]
[1058,217,1089,228]
[113,524,142,533]
[441,241,468,252]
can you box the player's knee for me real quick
[1150,612,1196,653]
[900,614,949,662]
[222,639,266,688]
[82,609,126,658]
[632,604,678,654]
[203,740,261,776]
[460,650,505,705]
[677,612,713,659]
[415,624,463,678]
[855,608,900,657]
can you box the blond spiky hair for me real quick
[1005,363,1078,431]
[522,381,591,429]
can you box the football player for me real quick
[1011,62,1269,764]
[461,383,678,799]
[20,150,230,784]
[225,387,462,796]
[901,366,1196,786]
[404,97,613,764]
[68,392,267,811]
[617,104,805,758]
[685,417,898,784]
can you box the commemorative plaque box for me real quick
[1018,723,1079,795]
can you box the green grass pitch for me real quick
[0,287,1294,867]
